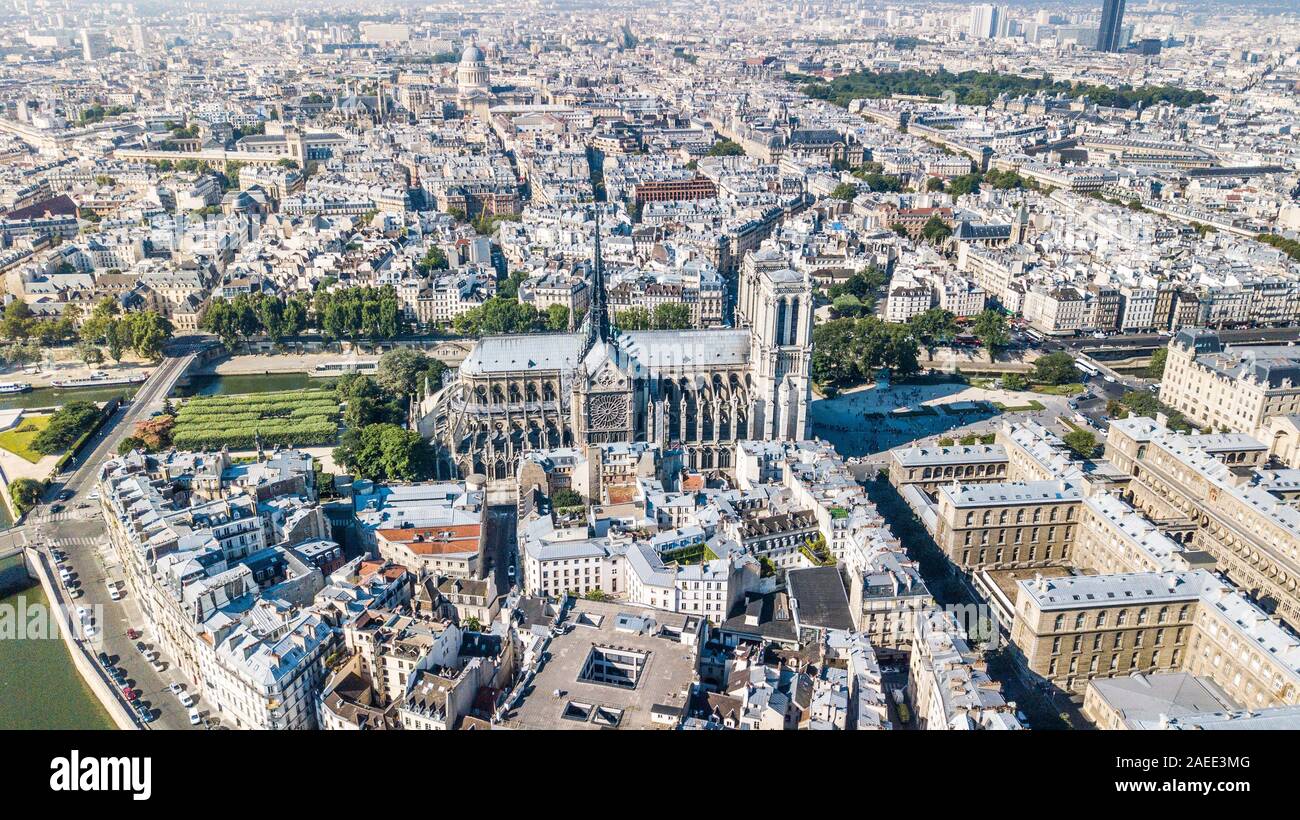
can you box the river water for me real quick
[0,371,319,729]
[0,580,116,730]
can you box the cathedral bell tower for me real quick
[737,251,813,442]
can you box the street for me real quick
[22,347,206,730]
[484,505,518,595]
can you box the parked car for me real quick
[122,686,137,701]
[179,692,195,708]
[50,504,64,514]
[168,683,184,697]
[188,708,202,726]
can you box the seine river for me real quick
[0,371,317,729]
[0,578,116,730]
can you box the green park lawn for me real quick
[0,414,52,463]
[1031,382,1086,396]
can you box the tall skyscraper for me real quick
[1096,0,1127,52]
[969,4,999,39]
[79,28,98,61]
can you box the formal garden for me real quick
[171,388,341,449]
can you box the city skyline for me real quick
[0,4,1295,789]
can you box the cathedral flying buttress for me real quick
[414,213,813,482]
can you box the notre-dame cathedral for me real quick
[414,220,813,480]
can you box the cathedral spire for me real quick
[586,206,611,349]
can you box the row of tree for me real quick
[3,297,173,363]
[199,286,408,348]
[199,292,310,349]
[800,69,1214,110]
[613,303,692,331]
[452,298,570,337]
[78,298,173,363]
[812,316,920,388]
[1,300,79,345]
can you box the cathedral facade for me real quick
[415,224,813,481]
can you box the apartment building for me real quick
[933,480,1082,572]
[1159,328,1300,436]
[909,608,1023,730]
[889,443,1009,495]
[1009,570,1300,705]
[354,482,487,579]
[1104,416,1300,629]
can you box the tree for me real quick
[706,139,744,157]
[200,295,260,348]
[544,304,570,332]
[32,401,101,455]
[335,373,403,427]
[313,286,408,340]
[921,215,953,243]
[1063,430,1098,459]
[925,177,946,192]
[464,616,483,632]
[103,318,125,362]
[614,307,652,331]
[453,297,541,336]
[376,348,440,398]
[332,423,435,482]
[1,300,35,340]
[832,294,864,317]
[811,318,864,387]
[1032,351,1080,385]
[1146,347,1168,380]
[812,317,920,387]
[1,341,41,367]
[852,169,904,192]
[828,264,887,300]
[496,270,528,301]
[948,173,982,197]
[126,311,173,361]
[416,246,449,274]
[132,416,175,451]
[830,182,858,201]
[1001,372,1028,391]
[551,488,583,508]
[908,308,958,357]
[76,342,104,367]
[9,478,43,515]
[652,302,692,330]
[117,436,146,455]
[972,309,1010,357]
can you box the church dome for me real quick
[460,44,485,63]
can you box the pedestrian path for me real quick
[51,535,104,549]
